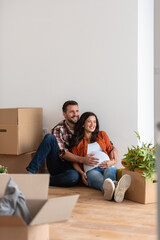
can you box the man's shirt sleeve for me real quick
[52,126,69,158]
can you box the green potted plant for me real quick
[0,165,8,174]
[121,131,156,181]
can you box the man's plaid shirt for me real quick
[51,120,74,159]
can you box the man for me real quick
[26,100,118,187]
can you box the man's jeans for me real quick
[26,134,79,187]
[86,166,117,193]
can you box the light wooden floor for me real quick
[48,186,157,240]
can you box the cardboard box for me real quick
[122,169,157,204]
[0,108,43,155]
[0,152,45,173]
[0,174,79,240]
[116,168,123,181]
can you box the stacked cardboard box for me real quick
[0,152,45,173]
[0,108,43,173]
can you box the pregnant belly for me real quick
[89,151,110,164]
[83,151,110,173]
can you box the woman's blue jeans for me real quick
[86,166,117,193]
[26,134,80,187]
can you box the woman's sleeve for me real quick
[102,131,113,154]
[71,146,78,155]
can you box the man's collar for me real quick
[64,120,74,134]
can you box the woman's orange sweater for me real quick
[71,131,113,157]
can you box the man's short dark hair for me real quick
[62,100,78,112]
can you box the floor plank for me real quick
[48,186,157,240]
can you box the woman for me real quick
[70,112,131,203]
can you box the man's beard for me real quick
[67,116,79,125]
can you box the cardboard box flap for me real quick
[18,108,42,124]
[0,174,49,200]
[0,109,18,125]
[30,195,79,226]
[0,216,26,227]
[0,108,42,125]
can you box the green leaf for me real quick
[0,165,7,173]
[121,131,156,181]
[134,131,140,141]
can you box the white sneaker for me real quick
[26,171,33,174]
[103,178,115,201]
[114,174,131,203]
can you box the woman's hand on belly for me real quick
[99,159,115,168]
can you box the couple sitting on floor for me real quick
[26,100,131,203]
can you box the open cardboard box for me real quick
[0,174,79,240]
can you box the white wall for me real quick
[0,0,154,167]
[138,0,154,144]
[154,0,160,143]
[154,1,160,235]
